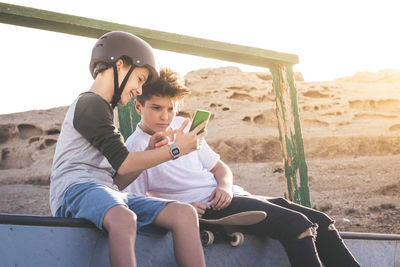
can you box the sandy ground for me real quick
[0,67,399,234]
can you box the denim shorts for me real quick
[55,182,170,231]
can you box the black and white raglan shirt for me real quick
[49,92,129,215]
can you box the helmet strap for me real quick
[111,63,136,109]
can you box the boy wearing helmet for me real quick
[124,67,361,267]
[49,32,206,267]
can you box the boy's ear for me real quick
[134,99,143,115]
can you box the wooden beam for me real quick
[0,3,298,67]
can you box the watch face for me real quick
[171,147,180,156]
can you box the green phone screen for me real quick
[189,110,211,134]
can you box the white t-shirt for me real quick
[124,116,249,204]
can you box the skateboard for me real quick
[199,211,267,247]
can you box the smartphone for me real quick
[189,109,211,134]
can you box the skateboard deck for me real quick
[199,211,267,247]
[199,211,267,226]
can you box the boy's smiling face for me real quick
[135,95,178,135]
[120,66,149,106]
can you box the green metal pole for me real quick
[270,64,311,207]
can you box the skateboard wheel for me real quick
[228,232,244,247]
[200,230,214,246]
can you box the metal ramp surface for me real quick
[0,214,399,266]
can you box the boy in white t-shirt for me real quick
[124,68,360,267]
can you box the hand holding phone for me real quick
[189,110,211,134]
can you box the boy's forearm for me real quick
[212,161,233,187]
[115,146,172,189]
[113,170,142,190]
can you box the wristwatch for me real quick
[169,143,180,160]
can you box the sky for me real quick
[1,0,400,114]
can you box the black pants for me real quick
[203,196,361,267]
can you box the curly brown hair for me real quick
[136,67,191,105]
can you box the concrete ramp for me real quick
[0,214,399,266]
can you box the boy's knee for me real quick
[328,223,336,230]
[173,202,198,219]
[121,208,138,225]
[117,210,137,234]
[274,197,291,206]
[103,205,137,233]
[311,211,334,232]
[167,202,199,228]
[298,226,317,240]
[275,212,315,241]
